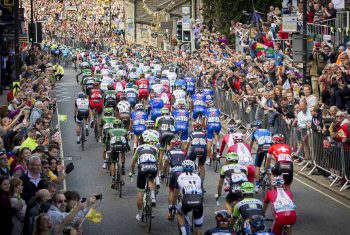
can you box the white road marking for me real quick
[294,176,350,209]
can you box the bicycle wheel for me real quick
[81,121,85,151]
[214,156,220,173]
[94,112,99,142]
[145,191,152,233]
[116,166,122,197]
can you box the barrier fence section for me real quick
[211,85,350,191]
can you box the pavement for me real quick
[50,68,350,234]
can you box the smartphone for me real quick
[94,194,102,200]
[81,198,87,203]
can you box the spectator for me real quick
[309,42,327,100]
[10,178,27,235]
[29,101,44,128]
[310,105,323,132]
[313,3,324,23]
[32,213,53,235]
[324,2,337,20]
[12,147,31,178]
[303,84,318,109]
[331,111,350,142]
[21,155,43,202]
[323,44,336,63]
[345,41,350,59]
[0,150,10,177]
[296,100,312,166]
[20,127,39,151]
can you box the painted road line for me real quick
[294,176,350,209]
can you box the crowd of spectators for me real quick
[0,45,98,235]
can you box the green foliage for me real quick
[202,0,282,39]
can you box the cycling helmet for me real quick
[113,119,123,128]
[226,152,239,162]
[215,210,232,225]
[143,132,158,144]
[78,92,85,99]
[251,120,262,128]
[227,124,236,133]
[273,133,285,144]
[135,103,144,111]
[145,120,155,128]
[107,84,114,90]
[233,132,244,142]
[248,215,266,232]
[104,107,114,116]
[241,182,255,194]
[192,121,202,130]
[161,107,169,115]
[271,176,285,188]
[181,160,195,172]
[206,100,213,107]
[170,137,181,147]
[120,92,126,100]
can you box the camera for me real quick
[94,194,102,200]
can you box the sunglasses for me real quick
[336,115,344,118]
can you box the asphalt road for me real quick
[57,68,350,235]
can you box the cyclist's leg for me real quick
[193,206,204,235]
[255,151,265,188]
[206,125,214,161]
[148,176,157,204]
[120,152,126,174]
[76,116,81,143]
[136,173,146,216]
[133,134,139,154]
[197,149,207,182]
[176,206,187,234]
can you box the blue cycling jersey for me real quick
[252,129,272,145]
[174,79,186,89]
[205,107,221,124]
[150,97,164,109]
[131,111,148,135]
[172,108,189,140]
[185,77,195,92]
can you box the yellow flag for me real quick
[58,114,68,122]
[346,27,349,36]
[331,27,334,33]
[86,208,102,223]
[338,28,342,33]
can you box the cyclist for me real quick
[142,120,160,144]
[186,121,207,183]
[232,182,266,234]
[101,108,117,169]
[204,210,236,235]
[136,74,150,105]
[202,85,214,103]
[173,160,203,235]
[83,76,96,96]
[173,82,187,104]
[53,62,64,81]
[226,132,255,183]
[74,92,90,144]
[155,107,175,177]
[130,132,159,221]
[104,84,117,109]
[191,89,206,121]
[250,120,272,192]
[204,100,221,165]
[172,99,189,148]
[89,81,104,140]
[216,152,248,213]
[125,79,138,108]
[148,92,164,121]
[265,134,294,191]
[130,103,148,153]
[184,76,196,96]
[117,93,131,128]
[263,176,297,235]
[158,86,172,111]
[107,119,130,184]
[163,137,187,220]
[76,61,91,84]
[219,123,238,157]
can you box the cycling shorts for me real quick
[272,211,297,235]
[151,108,162,121]
[192,106,205,119]
[255,150,268,168]
[177,199,204,227]
[138,89,149,100]
[137,163,158,191]
[89,99,103,114]
[126,98,137,108]
[187,88,195,95]
[132,125,146,135]
[77,110,89,122]
[175,123,189,141]
[271,161,293,185]
[159,131,175,149]
[169,171,182,190]
[109,150,121,163]
[206,123,221,140]
[188,146,207,165]
[226,189,243,204]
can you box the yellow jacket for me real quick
[53,65,64,75]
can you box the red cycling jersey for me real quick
[219,133,236,156]
[267,143,292,163]
[264,189,297,235]
[136,78,149,89]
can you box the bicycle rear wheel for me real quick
[214,156,220,173]
[94,112,99,142]
[145,192,152,233]
[81,121,85,151]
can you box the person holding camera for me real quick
[309,42,327,100]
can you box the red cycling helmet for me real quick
[170,137,181,146]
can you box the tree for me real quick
[202,0,282,39]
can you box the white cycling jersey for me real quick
[117,101,131,113]
[177,172,202,195]
[76,98,89,111]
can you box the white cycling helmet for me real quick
[233,132,243,141]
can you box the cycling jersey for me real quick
[104,90,117,108]
[133,143,159,190]
[151,83,163,94]
[101,116,117,146]
[172,108,189,141]
[205,107,221,140]
[264,189,297,235]
[192,93,206,119]
[185,77,195,95]
[89,89,103,113]
[158,92,171,110]
[125,87,138,106]
[149,97,164,121]
[252,129,272,146]
[117,100,131,113]
[202,88,214,102]
[233,198,264,220]
[268,143,294,185]
[136,78,149,100]
[174,79,187,89]
[155,115,175,149]
[220,133,236,156]
[173,89,187,101]
[204,227,236,235]
[187,130,207,165]
[107,128,129,156]
[131,111,147,135]
[220,163,248,202]
[164,147,187,190]
[76,98,89,122]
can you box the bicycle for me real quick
[92,109,99,142]
[260,169,271,197]
[130,174,153,233]
[208,139,221,173]
[109,151,124,198]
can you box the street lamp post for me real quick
[30,0,34,45]
[302,0,307,82]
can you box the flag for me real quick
[255,43,275,55]
[86,208,102,223]
[58,114,68,122]
[255,43,265,52]
[282,79,291,90]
